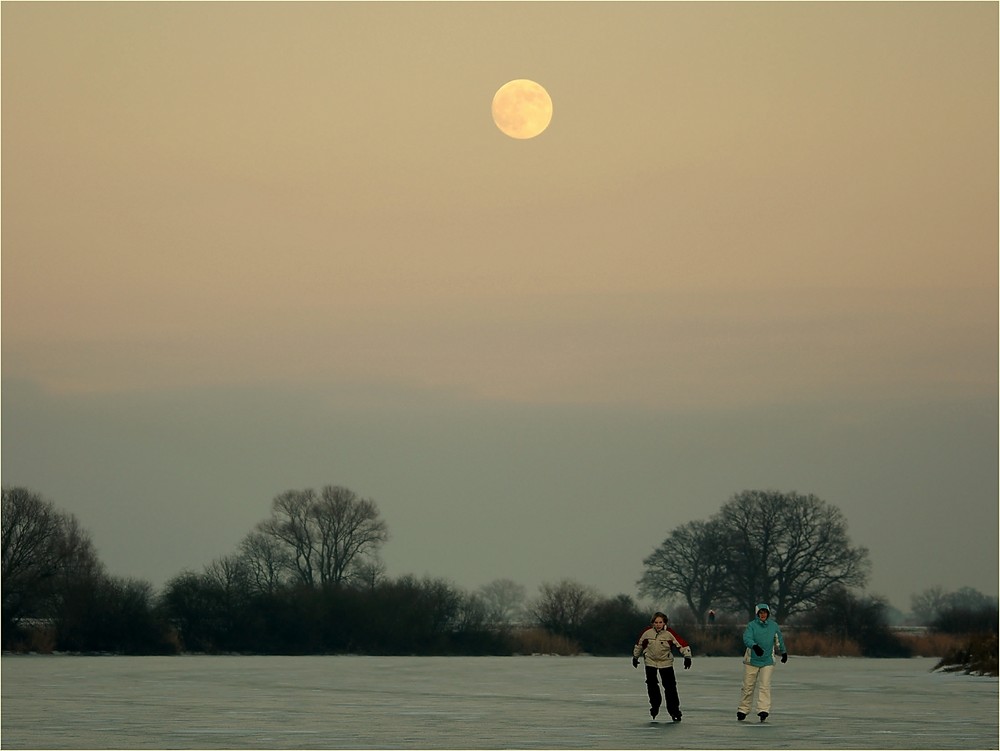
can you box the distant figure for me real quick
[632,611,692,722]
[737,603,788,723]
[708,609,716,624]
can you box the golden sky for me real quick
[2,2,997,605]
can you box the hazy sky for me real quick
[3,2,997,613]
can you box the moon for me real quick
[492,79,553,139]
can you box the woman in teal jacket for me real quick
[737,603,788,722]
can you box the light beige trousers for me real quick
[738,663,774,714]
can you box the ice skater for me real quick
[737,603,788,722]
[632,611,692,721]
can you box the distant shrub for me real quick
[932,606,998,635]
[795,587,911,657]
[580,594,646,655]
[686,627,744,657]
[933,633,998,676]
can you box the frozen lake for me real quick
[2,654,997,749]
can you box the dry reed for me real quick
[510,628,581,656]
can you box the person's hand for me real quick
[752,645,764,656]
[781,653,788,663]
[632,657,639,668]
[683,657,692,669]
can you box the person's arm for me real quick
[667,627,692,659]
[744,622,763,656]
[667,627,693,668]
[632,629,650,667]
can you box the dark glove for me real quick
[752,645,764,657]
[641,638,649,649]
[683,657,692,669]
[781,653,788,663]
[632,657,639,668]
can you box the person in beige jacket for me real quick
[631,611,693,721]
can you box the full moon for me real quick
[491,79,553,139]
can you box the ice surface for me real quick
[2,654,996,749]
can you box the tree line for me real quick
[3,485,995,655]
[1,485,642,654]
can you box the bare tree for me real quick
[2,487,103,640]
[54,513,104,585]
[478,578,527,628]
[259,489,319,586]
[455,591,490,633]
[347,554,387,591]
[314,485,389,586]
[910,585,949,621]
[717,490,870,618]
[239,530,290,594]
[258,485,389,588]
[637,519,729,626]
[942,587,997,612]
[531,579,599,638]
[204,553,251,597]
[639,490,870,622]
[3,488,63,603]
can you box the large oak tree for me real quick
[638,490,870,620]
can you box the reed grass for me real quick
[646,628,973,659]
[510,628,581,656]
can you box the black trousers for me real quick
[645,665,681,717]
